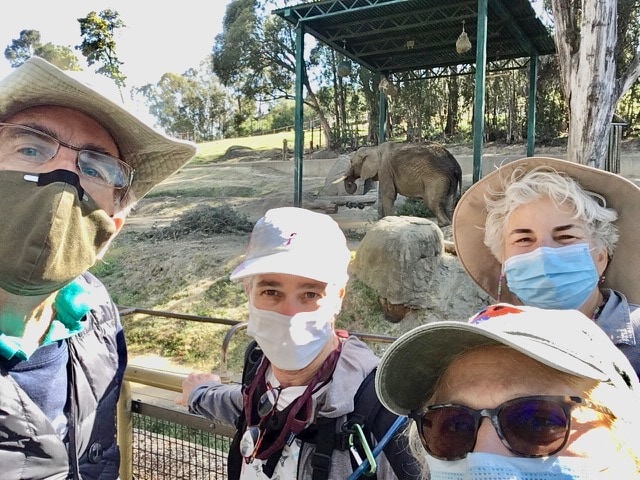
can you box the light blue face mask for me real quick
[426,452,613,480]
[503,243,599,310]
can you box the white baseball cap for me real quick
[230,207,352,286]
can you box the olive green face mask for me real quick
[0,170,117,296]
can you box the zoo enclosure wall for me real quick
[258,150,640,179]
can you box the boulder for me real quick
[351,216,491,325]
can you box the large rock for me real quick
[351,216,491,325]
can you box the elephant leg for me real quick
[425,186,451,227]
[444,192,456,221]
[431,203,451,227]
[363,178,375,195]
[380,185,397,217]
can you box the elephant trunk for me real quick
[344,177,358,195]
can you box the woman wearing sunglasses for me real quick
[453,157,640,377]
[375,304,640,479]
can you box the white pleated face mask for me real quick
[426,452,613,480]
[247,302,337,371]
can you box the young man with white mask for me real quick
[177,207,419,480]
[0,57,195,479]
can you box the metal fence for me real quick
[118,366,236,480]
[116,306,398,479]
[131,401,233,479]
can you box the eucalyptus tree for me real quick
[5,29,80,70]
[310,43,370,147]
[76,9,127,89]
[444,70,461,137]
[550,0,640,167]
[136,65,228,141]
[534,55,566,143]
[356,67,382,145]
[213,0,334,143]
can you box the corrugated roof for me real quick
[273,0,556,76]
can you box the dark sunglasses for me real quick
[411,395,614,460]
[240,386,282,463]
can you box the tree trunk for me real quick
[330,50,342,146]
[359,68,380,144]
[552,0,617,167]
[549,0,640,168]
[302,79,332,149]
[445,72,459,136]
[337,61,348,142]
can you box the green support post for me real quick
[293,24,305,207]
[527,54,538,157]
[472,0,488,183]
[377,88,388,218]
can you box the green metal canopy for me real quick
[273,0,556,206]
[274,0,555,76]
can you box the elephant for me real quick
[336,142,462,227]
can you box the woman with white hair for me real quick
[453,157,640,376]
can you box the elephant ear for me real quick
[360,149,381,180]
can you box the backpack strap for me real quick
[342,367,418,480]
[229,345,417,480]
[310,418,338,480]
[350,368,382,431]
[338,369,380,478]
[305,371,379,480]
[227,341,264,480]
[310,368,411,480]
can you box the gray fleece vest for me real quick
[0,273,126,480]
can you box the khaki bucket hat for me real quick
[0,56,196,199]
[453,156,640,305]
[375,304,640,416]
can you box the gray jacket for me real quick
[0,272,127,479]
[597,288,640,378]
[189,336,417,480]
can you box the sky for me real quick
[0,0,234,88]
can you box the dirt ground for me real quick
[101,140,639,370]
[116,141,573,288]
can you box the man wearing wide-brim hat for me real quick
[453,156,640,377]
[0,57,195,479]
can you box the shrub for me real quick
[138,205,254,241]
[395,198,433,218]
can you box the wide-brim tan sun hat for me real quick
[0,57,196,200]
[453,157,640,305]
[375,304,640,416]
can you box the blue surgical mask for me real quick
[503,243,599,310]
[427,452,613,479]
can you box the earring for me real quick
[599,275,606,285]
[497,273,504,301]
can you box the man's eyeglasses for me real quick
[0,123,134,194]
[411,395,615,460]
[240,385,282,463]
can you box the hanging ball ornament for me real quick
[456,21,472,54]
[337,60,352,77]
